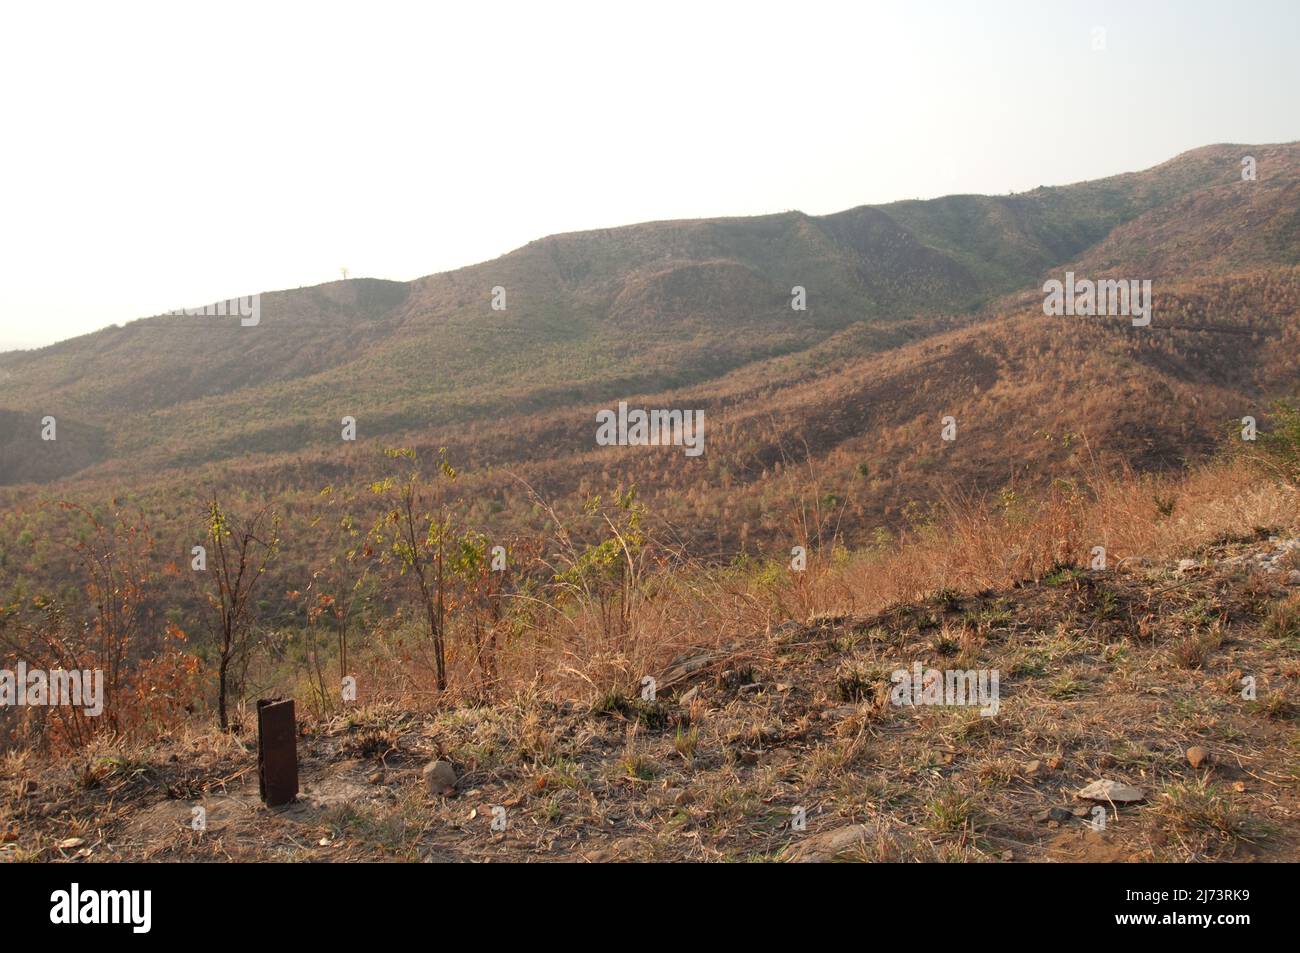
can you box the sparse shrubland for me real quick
[3,435,1299,862]
[5,426,1300,744]
[2,142,1299,862]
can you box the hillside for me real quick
[1,144,1298,640]
[3,141,1300,867]
[5,456,1298,862]
[1,142,1295,493]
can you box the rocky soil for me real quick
[4,535,1299,863]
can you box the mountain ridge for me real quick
[1,142,1298,543]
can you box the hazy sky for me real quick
[1,0,1296,351]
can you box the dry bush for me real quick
[830,458,1296,616]
[339,458,1296,713]
[0,503,202,752]
[11,456,1296,749]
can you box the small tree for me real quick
[197,497,279,730]
[311,485,373,692]
[61,501,155,736]
[551,486,648,640]
[369,448,458,692]
[0,501,157,747]
[449,530,507,696]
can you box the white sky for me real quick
[1,0,1297,351]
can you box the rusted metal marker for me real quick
[257,698,299,807]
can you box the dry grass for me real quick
[362,457,1295,709]
[4,457,1299,863]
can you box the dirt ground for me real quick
[4,536,1298,863]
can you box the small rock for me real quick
[1034,806,1072,823]
[781,822,895,863]
[678,686,699,706]
[1000,849,1014,861]
[56,837,85,850]
[1287,571,1300,586]
[1177,559,1198,574]
[1232,781,1246,793]
[422,760,457,796]
[762,748,795,768]
[1025,759,1043,777]
[1076,779,1144,803]
[1071,805,1091,818]
[1185,746,1209,769]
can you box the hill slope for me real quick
[5,458,1298,862]
[2,142,1296,490]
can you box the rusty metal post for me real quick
[257,698,298,806]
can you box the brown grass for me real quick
[5,456,1299,863]
[359,456,1293,710]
